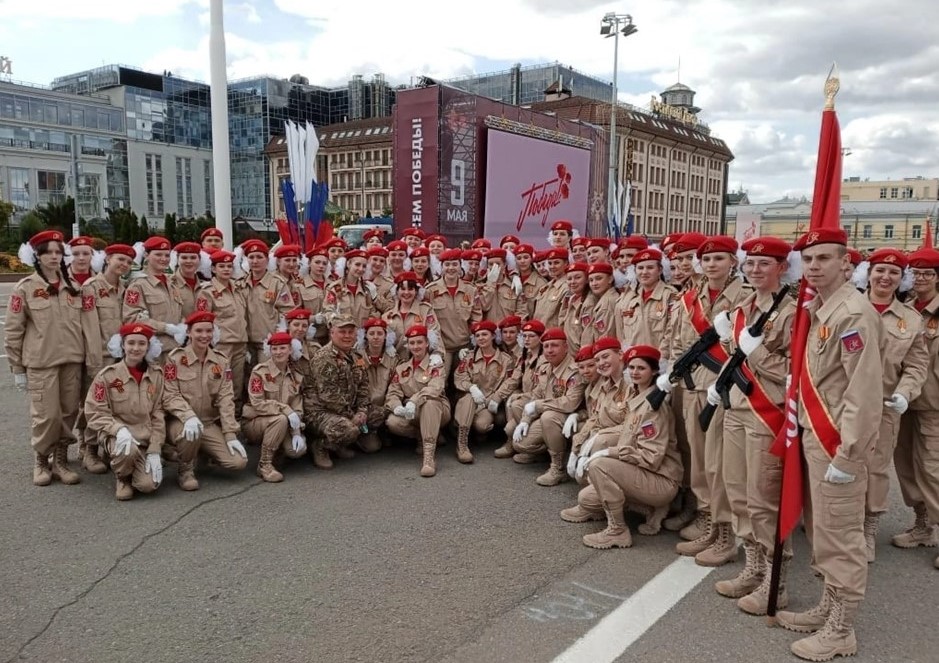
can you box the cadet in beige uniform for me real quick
[271,243,304,308]
[162,311,247,490]
[424,249,482,371]
[615,249,678,348]
[581,263,618,348]
[201,227,224,252]
[478,248,525,323]
[356,317,398,449]
[366,246,395,305]
[499,320,545,459]
[297,246,331,347]
[385,325,451,477]
[497,315,523,362]
[511,327,586,486]
[893,247,939,563]
[776,229,884,662]
[170,241,208,317]
[559,262,590,354]
[566,337,630,460]
[861,249,927,563]
[6,230,98,486]
[532,248,571,330]
[513,244,547,319]
[243,332,307,482]
[123,235,186,359]
[239,239,296,366]
[84,324,171,500]
[324,249,386,326]
[382,271,442,358]
[453,320,517,463]
[571,345,682,549]
[385,240,410,282]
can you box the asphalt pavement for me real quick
[0,317,937,663]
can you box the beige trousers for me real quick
[27,363,82,456]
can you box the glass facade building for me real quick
[445,62,612,106]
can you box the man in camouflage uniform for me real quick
[303,315,371,469]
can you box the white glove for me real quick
[469,384,485,405]
[145,452,162,485]
[513,421,529,442]
[365,281,378,300]
[713,311,732,343]
[486,263,501,285]
[511,273,523,296]
[884,393,909,415]
[313,313,326,324]
[429,353,443,369]
[567,447,580,477]
[562,413,579,438]
[523,401,537,417]
[738,328,764,357]
[824,463,855,484]
[226,438,247,459]
[576,448,611,482]
[183,416,203,442]
[166,323,188,345]
[706,383,721,407]
[13,373,27,390]
[287,411,302,431]
[580,433,598,459]
[291,433,307,455]
[393,405,407,418]
[487,399,499,414]
[115,427,135,456]
[458,348,471,361]
[404,402,416,420]
[655,373,673,393]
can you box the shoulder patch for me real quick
[124,289,140,306]
[163,362,177,381]
[840,329,864,353]
[9,294,22,313]
[196,297,209,312]
[641,421,657,439]
[92,380,106,402]
[249,375,264,394]
[82,295,95,311]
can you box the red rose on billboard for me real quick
[516,163,576,231]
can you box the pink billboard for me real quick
[484,130,591,244]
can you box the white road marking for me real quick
[552,557,715,663]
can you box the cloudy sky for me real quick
[2,0,937,203]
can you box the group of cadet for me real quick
[6,218,939,662]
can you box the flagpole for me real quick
[209,0,233,249]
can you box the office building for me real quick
[446,62,612,106]
[841,176,939,202]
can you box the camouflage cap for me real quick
[329,314,358,329]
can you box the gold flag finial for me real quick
[824,62,840,110]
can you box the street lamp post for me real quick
[600,12,638,230]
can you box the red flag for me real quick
[924,216,934,249]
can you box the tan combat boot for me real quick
[512,451,539,464]
[738,550,790,615]
[675,513,716,556]
[715,541,764,598]
[664,490,698,532]
[80,442,107,474]
[891,505,937,548]
[50,444,81,485]
[115,477,134,501]
[536,451,569,486]
[358,432,382,453]
[632,503,669,536]
[583,506,633,549]
[789,591,858,661]
[177,461,200,491]
[311,439,334,470]
[493,438,515,459]
[678,509,709,541]
[256,446,284,483]
[456,427,474,463]
[776,584,833,633]
[420,439,437,477]
[33,452,53,486]
[863,512,879,562]
[560,504,604,523]
[695,522,738,567]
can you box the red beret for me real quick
[410,246,430,259]
[119,323,154,339]
[566,262,589,274]
[461,249,483,262]
[241,239,269,255]
[908,248,939,269]
[743,237,791,259]
[425,234,447,247]
[440,248,463,262]
[405,324,428,338]
[624,344,661,365]
[344,249,366,261]
[285,308,312,321]
[498,315,522,329]
[268,332,293,346]
[472,320,497,334]
[574,345,595,362]
[541,327,567,343]
[211,250,235,264]
[306,247,329,259]
[29,229,64,247]
[363,317,387,330]
[847,249,863,266]
[324,238,347,250]
[273,244,301,259]
[174,241,202,255]
[201,228,223,240]
[793,228,848,251]
[514,244,534,256]
[185,311,216,326]
[394,271,419,284]
[363,229,385,242]
[592,336,622,356]
[533,251,548,263]
[587,238,612,250]
[387,240,408,252]
[545,248,569,262]
[143,236,172,252]
[551,220,573,233]
[571,237,589,248]
[671,232,706,254]
[402,227,426,239]
[587,262,613,275]
[500,235,520,246]
[106,244,136,258]
[366,246,389,258]
[620,235,649,251]
[471,238,492,250]
[68,236,95,248]
[697,236,738,258]
[868,248,908,270]
[632,248,663,264]
[487,248,507,260]
[521,320,545,335]
[660,233,682,252]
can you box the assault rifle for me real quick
[698,287,789,431]
[646,326,724,411]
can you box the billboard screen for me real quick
[734,209,762,244]
[484,130,591,244]
[392,86,440,236]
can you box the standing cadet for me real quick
[615,248,677,348]
[6,230,98,486]
[84,324,167,500]
[162,312,247,490]
[170,241,209,317]
[532,248,571,329]
[366,246,394,301]
[512,244,546,319]
[201,228,224,252]
[382,271,442,357]
[775,229,883,662]
[385,325,451,477]
[297,246,331,347]
[548,220,574,250]
[324,249,385,325]
[123,235,186,359]
[386,240,410,281]
[424,249,482,371]
[498,315,523,362]
[581,263,618,348]
[499,320,545,459]
[303,315,372,468]
[452,320,517,463]
[66,235,97,285]
[410,246,432,285]
[242,332,307,482]
[511,327,585,486]
[271,244,304,307]
[239,238,296,369]
[478,248,525,324]
[559,263,590,354]
[355,317,398,450]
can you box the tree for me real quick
[164,213,178,243]
[35,197,75,236]
[18,211,46,244]
[139,215,150,240]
